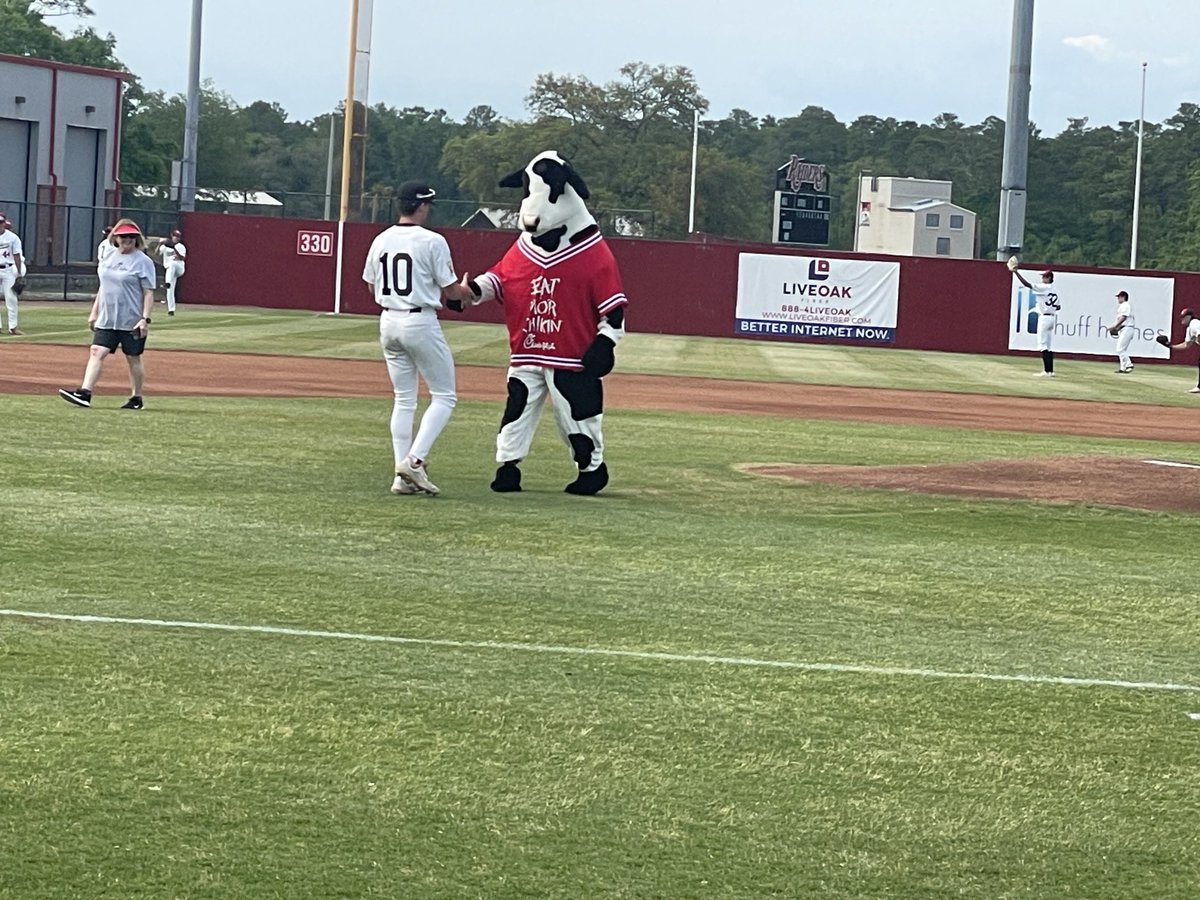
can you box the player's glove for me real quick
[1005,255,1019,272]
[1155,334,1171,347]
[1108,326,1122,337]
[12,277,25,296]
[445,298,464,312]
[580,334,615,378]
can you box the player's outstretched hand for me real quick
[1006,255,1019,272]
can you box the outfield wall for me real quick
[180,211,1198,360]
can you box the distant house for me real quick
[461,207,521,230]
[854,176,976,259]
[195,189,283,211]
[461,206,648,238]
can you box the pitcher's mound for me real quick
[744,455,1200,513]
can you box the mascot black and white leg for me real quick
[471,151,629,496]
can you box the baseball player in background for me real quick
[97,225,115,265]
[158,229,186,315]
[1012,265,1060,377]
[1108,290,1136,373]
[362,181,475,496]
[0,211,26,334]
[1158,307,1200,393]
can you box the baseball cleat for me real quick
[391,476,421,495]
[397,457,439,495]
[58,388,92,407]
[120,396,144,410]
[1189,387,1200,394]
[1033,371,1055,377]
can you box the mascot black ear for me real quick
[498,169,525,189]
[564,163,589,200]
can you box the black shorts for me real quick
[92,328,147,356]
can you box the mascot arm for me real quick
[582,306,626,378]
[469,272,499,305]
[597,305,626,344]
[446,273,494,312]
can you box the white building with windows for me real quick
[854,176,976,258]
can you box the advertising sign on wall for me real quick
[735,253,901,343]
[1008,272,1173,359]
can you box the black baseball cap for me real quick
[1116,290,1129,299]
[398,181,437,205]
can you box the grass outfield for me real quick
[2,307,1199,898]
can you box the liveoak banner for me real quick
[735,253,901,343]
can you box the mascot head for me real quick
[499,151,597,252]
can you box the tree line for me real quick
[6,1,1200,270]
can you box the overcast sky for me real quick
[61,1,1200,133]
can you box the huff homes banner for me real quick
[1008,271,1174,359]
[735,253,901,343]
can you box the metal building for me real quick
[0,53,125,266]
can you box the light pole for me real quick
[687,109,699,234]
[179,0,203,212]
[1131,62,1147,269]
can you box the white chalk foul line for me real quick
[3,608,1198,694]
[1142,459,1200,470]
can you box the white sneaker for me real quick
[391,476,420,495]
[1034,371,1055,377]
[397,457,439,495]
[1189,387,1200,394]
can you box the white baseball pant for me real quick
[164,261,185,313]
[1036,313,1056,351]
[1115,327,1135,370]
[379,308,456,467]
[0,268,17,331]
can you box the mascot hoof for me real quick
[490,463,522,493]
[565,463,608,496]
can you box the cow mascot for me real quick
[465,151,628,495]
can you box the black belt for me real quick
[384,306,424,313]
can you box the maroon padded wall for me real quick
[179,211,1200,359]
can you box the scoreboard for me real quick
[773,155,831,246]
[773,192,832,245]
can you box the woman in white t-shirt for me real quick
[58,218,157,410]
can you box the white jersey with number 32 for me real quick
[362,223,456,311]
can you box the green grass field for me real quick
[2,305,1198,898]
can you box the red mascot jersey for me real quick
[479,231,628,370]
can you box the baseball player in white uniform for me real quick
[362,181,475,496]
[97,226,115,265]
[158,229,186,315]
[1013,267,1060,376]
[1163,307,1200,393]
[0,211,25,334]
[1108,290,1136,373]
